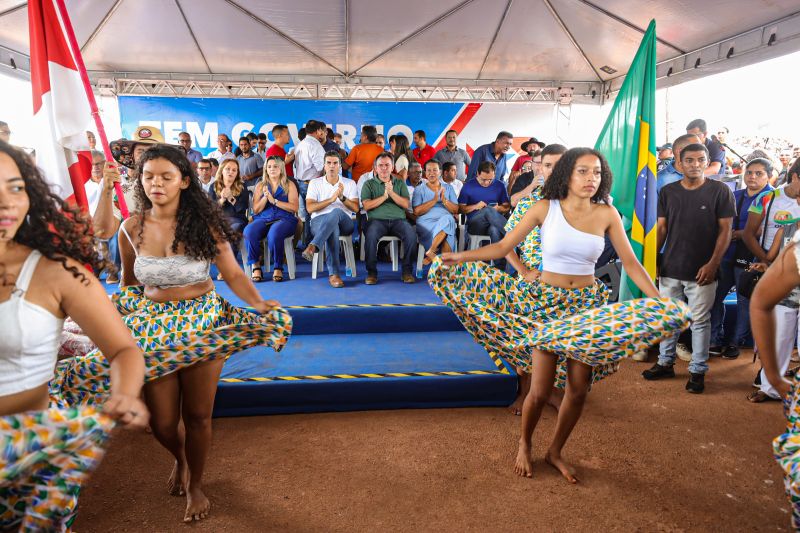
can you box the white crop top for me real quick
[0,250,65,396]
[540,200,605,276]
[120,223,211,289]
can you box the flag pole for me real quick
[53,0,129,219]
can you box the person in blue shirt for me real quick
[656,133,700,194]
[686,118,726,176]
[709,157,773,358]
[458,160,511,269]
[466,131,513,182]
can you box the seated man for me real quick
[361,152,418,284]
[458,160,511,269]
[303,151,359,288]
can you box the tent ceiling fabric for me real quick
[1,0,799,102]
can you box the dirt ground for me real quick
[75,351,793,532]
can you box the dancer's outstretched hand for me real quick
[440,252,461,266]
[775,377,792,400]
[104,394,150,429]
[253,299,281,313]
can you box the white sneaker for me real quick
[632,350,649,362]
[676,343,692,362]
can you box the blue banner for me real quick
[118,96,465,154]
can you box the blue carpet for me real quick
[101,254,516,416]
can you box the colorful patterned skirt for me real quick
[0,406,113,532]
[774,375,800,529]
[51,286,293,408]
[504,188,542,272]
[428,259,691,388]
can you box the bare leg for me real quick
[179,359,225,523]
[545,358,592,483]
[424,231,448,264]
[508,368,531,416]
[514,350,558,478]
[143,373,188,496]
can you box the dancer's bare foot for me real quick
[167,461,188,496]
[547,387,564,412]
[514,441,534,478]
[545,449,578,484]
[184,486,211,522]
[507,395,523,416]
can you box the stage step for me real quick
[214,304,516,417]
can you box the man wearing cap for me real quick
[178,131,203,166]
[433,129,471,182]
[508,138,543,185]
[657,143,674,173]
[207,133,235,162]
[93,125,166,240]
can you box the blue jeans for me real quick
[310,210,354,276]
[243,217,298,270]
[296,180,311,246]
[710,261,750,346]
[467,207,507,269]
[364,218,417,276]
[658,277,716,374]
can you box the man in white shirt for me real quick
[207,133,235,162]
[441,162,463,197]
[293,119,327,245]
[197,158,215,193]
[303,151,359,288]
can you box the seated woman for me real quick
[52,145,292,524]
[412,159,458,263]
[0,141,148,531]
[242,156,299,282]
[208,158,248,233]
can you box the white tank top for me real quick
[0,250,65,396]
[540,200,605,276]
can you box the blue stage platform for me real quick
[104,258,518,416]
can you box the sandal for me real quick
[251,267,263,282]
[747,390,778,403]
[272,269,284,282]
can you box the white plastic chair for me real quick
[312,234,358,279]
[243,235,296,280]
[359,232,400,271]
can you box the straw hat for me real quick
[110,126,173,168]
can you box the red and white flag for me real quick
[28,0,92,210]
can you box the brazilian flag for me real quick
[595,19,658,300]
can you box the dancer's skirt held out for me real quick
[50,286,293,407]
[0,406,113,532]
[428,258,691,387]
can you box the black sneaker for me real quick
[642,363,675,380]
[709,345,724,357]
[686,373,705,394]
[721,345,740,360]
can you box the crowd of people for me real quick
[1,112,800,530]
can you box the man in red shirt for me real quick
[412,130,436,167]
[265,124,295,177]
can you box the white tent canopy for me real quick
[0,0,799,104]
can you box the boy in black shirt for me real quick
[643,143,735,393]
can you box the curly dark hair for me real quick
[133,145,238,259]
[0,140,110,282]
[541,147,612,204]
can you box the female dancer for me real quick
[242,155,299,282]
[54,145,292,523]
[412,159,458,263]
[431,147,690,481]
[751,228,800,529]
[0,141,148,530]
